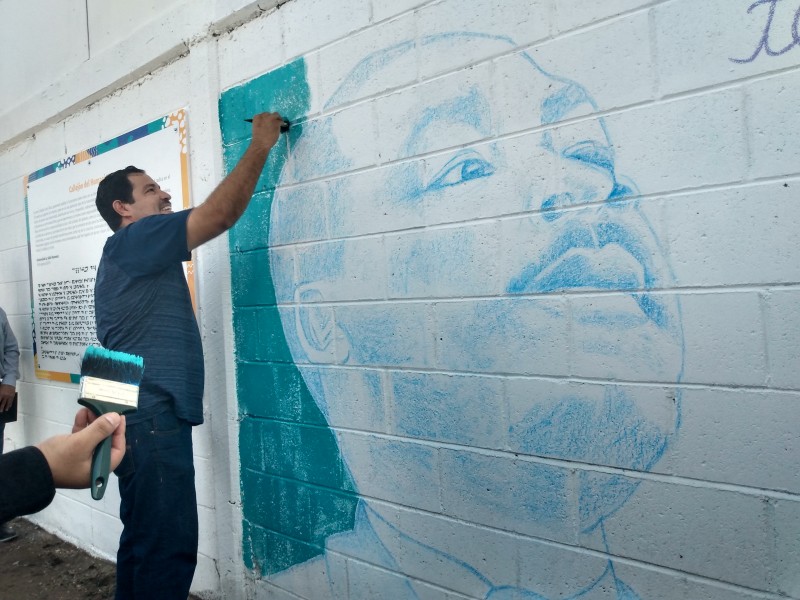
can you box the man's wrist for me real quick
[244,142,272,159]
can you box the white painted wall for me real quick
[1,0,799,599]
[0,1,279,597]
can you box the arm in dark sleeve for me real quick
[0,446,55,523]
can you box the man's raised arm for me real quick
[186,111,285,251]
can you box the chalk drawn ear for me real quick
[294,286,350,364]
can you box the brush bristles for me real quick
[80,346,145,385]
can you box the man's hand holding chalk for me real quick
[245,117,290,133]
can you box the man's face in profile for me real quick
[125,173,173,221]
[271,36,684,532]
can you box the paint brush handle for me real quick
[89,435,113,500]
[78,397,129,501]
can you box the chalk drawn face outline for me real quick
[270,32,684,542]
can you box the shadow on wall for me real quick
[221,32,685,599]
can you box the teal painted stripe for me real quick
[237,363,325,425]
[239,419,266,473]
[224,56,359,575]
[242,520,324,576]
[232,307,293,363]
[232,308,260,362]
[230,250,276,307]
[251,420,347,488]
[219,60,312,147]
[257,306,294,363]
[242,472,358,544]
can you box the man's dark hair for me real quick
[95,166,144,231]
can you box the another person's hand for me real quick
[35,409,126,488]
[0,383,15,411]
[249,112,285,153]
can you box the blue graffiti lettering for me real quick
[731,0,800,63]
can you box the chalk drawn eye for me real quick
[426,150,495,191]
[563,141,614,174]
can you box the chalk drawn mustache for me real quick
[507,217,672,330]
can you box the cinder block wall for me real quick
[0,1,798,599]
[0,2,269,598]
[220,1,800,599]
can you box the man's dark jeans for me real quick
[114,410,198,599]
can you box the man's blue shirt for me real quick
[94,210,204,425]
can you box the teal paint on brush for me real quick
[79,346,144,500]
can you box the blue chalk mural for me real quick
[224,32,685,599]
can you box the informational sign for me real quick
[24,110,193,382]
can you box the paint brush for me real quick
[244,118,291,132]
[79,346,143,500]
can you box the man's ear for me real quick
[112,199,131,218]
[294,287,350,364]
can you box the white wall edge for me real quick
[0,0,285,153]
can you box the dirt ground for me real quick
[0,518,202,600]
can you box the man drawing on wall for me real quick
[94,112,285,599]
[260,33,685,599]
